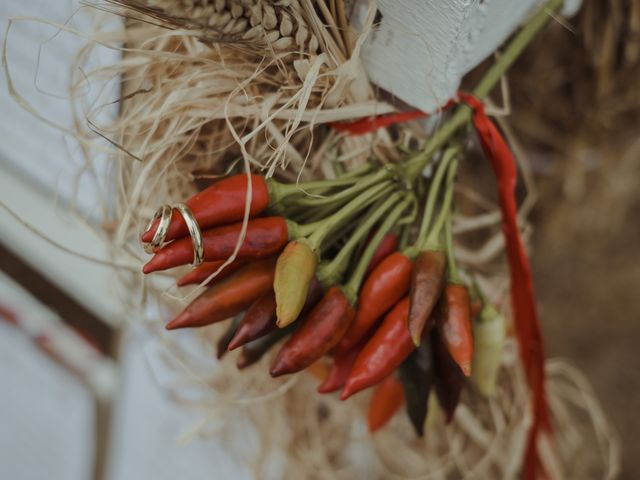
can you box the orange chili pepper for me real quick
[142,173,270,243]
[306,360,330,382]
[176,259,247,286]
[336,252,413,354]
[341,297,414,400]
[143,217,289,274]
[367,375,405,433]
[165,258,276,330]
[408,250,446,345]
[270,287,355,377]
[440,283,474,376]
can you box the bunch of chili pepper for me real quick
[139,142,506,436]
[139,0,561,441]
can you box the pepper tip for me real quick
[141,228,154,243]
[339,384,355,401]
[142,261,156,274]
[165,311,192,330]
[269,359,289,377]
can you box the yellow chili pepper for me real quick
[274,240,318,327]
[472,303,506,397]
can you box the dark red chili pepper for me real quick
[440,283,474,377]
[176,259,247,286]
[367,375,405,433]
[270,287,355,377]
[431,328,465,424]
[365,232,398,277]
[216,315,241,359]
[408,250,446,345]
[227,291,276,352]
[236,324,294,370]
[165,258,276,330]
[317,343,360,394]
[142,173,270,243]
[143,217,289,274]
[341,297,414,400]
[336,252,413,354]
[228,276,323,351]
[398,339,435,436]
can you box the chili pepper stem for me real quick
[306,181,394,252]
[406,147,460,259]
[317,193,403,287]
[402,0,565,182]
[267,168,375,204]
[295,168,394,208]
[444,212,461,284]
[422,159,459,251]
[343,198,412,305]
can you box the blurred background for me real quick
[1,0,638,479]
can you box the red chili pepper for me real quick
[176,259,247,286]
[270,287,355,377]
[431,328,465,424]
[365,232,399,277]
[165,258,276,330]
[367,375,405,433]
[408,250,446,344]
[317,343,361,394]
[440,284,474,377]
[141,173,270,243]
[143,217,289,274]
[336,252,413,354]
[341,297,414,400]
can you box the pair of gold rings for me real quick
[142,203,204,266]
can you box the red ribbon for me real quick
[331,96,551,479]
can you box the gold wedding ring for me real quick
[174,203,204,266]
[143,204,172,253]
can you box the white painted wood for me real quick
[0,1,127,325]
[353,0,581,112]
[0,272,96,480]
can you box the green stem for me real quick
[294,167,393,207]
[396,195,418,226]
[422,158,459,252]
[444,209,460,284]
[306,181,393,250]
[413,146,460,251]
[403,0,564,181]
[399,223,412,250]
[343,197,411,304]
[318,192,403,286]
